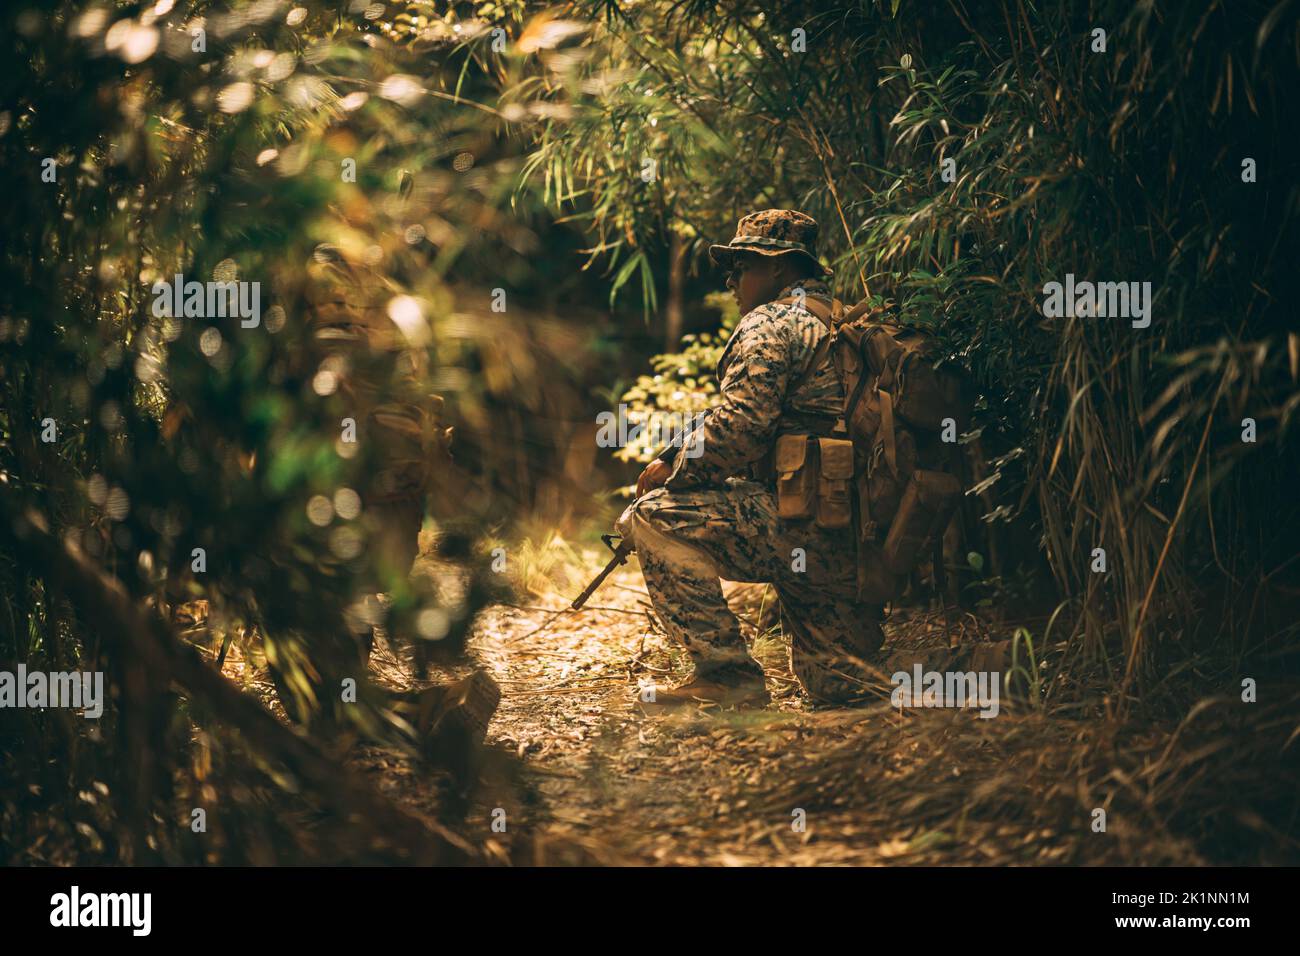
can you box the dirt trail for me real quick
[360,550,1033,865]
[208,544,1297,866]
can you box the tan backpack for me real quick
[785,295,971,600]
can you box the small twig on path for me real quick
[500,601,646,618]
[503,681,624,696]
[609,583,649,597]
[629,655,673,675]
[496,594,657,649]
[504,607,571,645]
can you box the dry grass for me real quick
[745,607,1300,865]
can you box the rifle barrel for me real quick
[570,542,632,610]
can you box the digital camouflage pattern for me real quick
[708,208,833,276]
[618,263,885,704]
[618,479,883,703]
[665,278,843,490]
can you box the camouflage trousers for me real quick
[616,478,885,704]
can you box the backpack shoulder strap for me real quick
[776,296,841,394]
[796,295,838,329]
[774,294,839,328]
[795,332,834,392]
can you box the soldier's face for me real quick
[726,254,783,314]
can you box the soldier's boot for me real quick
[642,665,770,710]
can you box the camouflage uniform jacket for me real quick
[666,278,843,491]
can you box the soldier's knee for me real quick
[616,488,667,539]
[614,498,646,544]
[791,651,874,706]
[853,616,886,656]
[788,615,884,705]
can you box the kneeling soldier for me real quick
[617,210,883,708]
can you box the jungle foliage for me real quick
[541,0,1300,693]
[1,0,1297,864]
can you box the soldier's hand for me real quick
[636,459,672,499]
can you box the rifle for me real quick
[570,423,709,611]
[571,533,634,610]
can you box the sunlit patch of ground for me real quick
[332,540,1043,864]
[445,562,1037,865]
[189,533,1298,867]
[437,541,1297,866]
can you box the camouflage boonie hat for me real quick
[708,208,832,277]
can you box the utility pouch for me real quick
[814,438,855,529]
[881,469,961,576]
[774,433,817,521]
